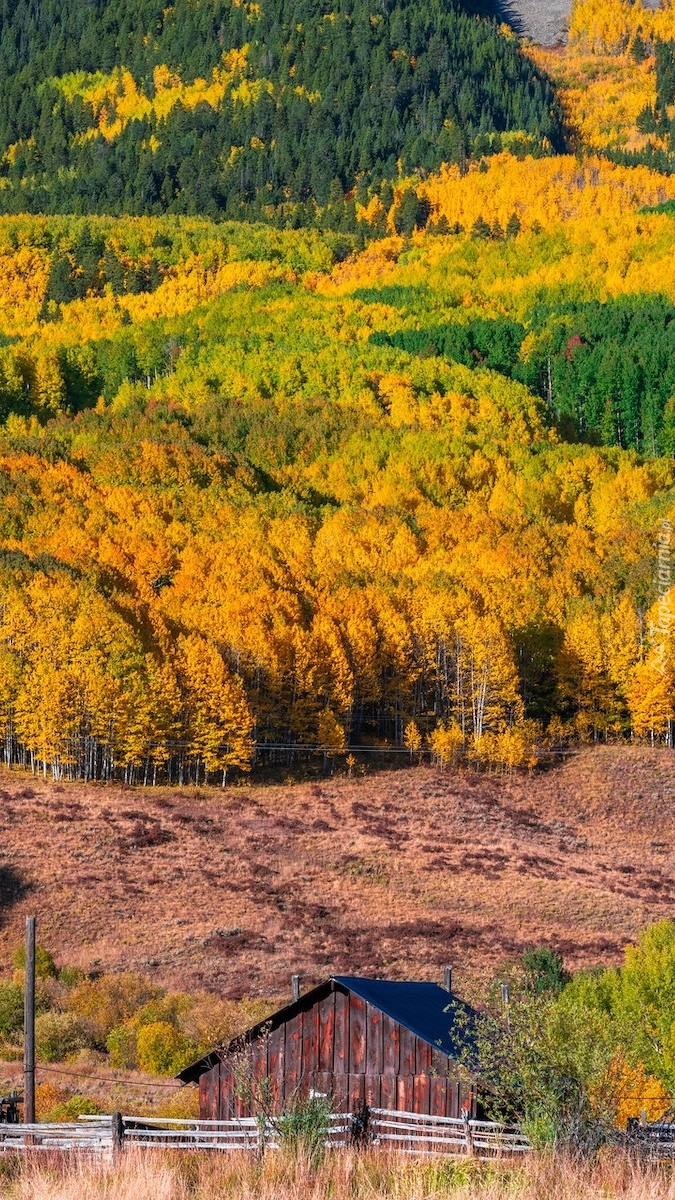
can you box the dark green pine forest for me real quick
[370,292,675,455]
[0,0,563,217]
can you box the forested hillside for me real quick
[0,1,673,782]
[0,0,562,217]
[0,150,673,782]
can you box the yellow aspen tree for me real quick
[0,646,22,758]
[612,1060,670,1129]
[309,611,355,715]
[14,661,78,778]
[21,351,66,416]
[177,634,254,782]
[428,720,463,769]
[317,707,346,757]
[558,607,619,740]
[494,723,538,772]
[568,0,650,55]
[627,661,674,743]
[316,706,346,774]
[455,612,523,740]
[403,720,422,761]
[470,731,499,772]
[144,657,182,779]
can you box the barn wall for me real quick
[199,986,476,1121]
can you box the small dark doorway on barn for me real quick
[177,974,477,1119]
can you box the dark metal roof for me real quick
[176,975,474,1084]
[332,976,473,1060]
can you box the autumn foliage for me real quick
[0,8,673,780]
[0,203,674,780]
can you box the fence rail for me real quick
[626,1120,675,1160]
[368,1110,531,1159]
[0,1120,114,1153]
[0,1110,531,1158]
[7,1113,675,1163]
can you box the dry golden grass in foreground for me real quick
[1,1149,675,1200]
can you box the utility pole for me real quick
[24,916,36,1125]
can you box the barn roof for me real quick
[177,975,474,1084]
[332,976,472,1059]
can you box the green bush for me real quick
[522,947,572,995]
[13,944,56,979]
[58,966,84,987]
[43,1095,102,1122]
[0,981,23,1039]
[277,1095,332,1166]
[35,1011,92,1062]
[106,1022,138,1069]
[135,1021,196,1076]
[132,993,192,1030]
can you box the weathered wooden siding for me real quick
[203,984,475,1122]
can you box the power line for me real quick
[35,1064,185,1089]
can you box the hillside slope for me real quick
[0,0,563,216]
[1,747,673,1000]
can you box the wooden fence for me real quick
[626,1120,675,1160]
[0,1110,530,1158]
[368,1109,531,1158]
[7,1113,675,1162]
[0,1119,114,1153]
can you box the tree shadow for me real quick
[457,0,527,33]
[495,0,527,36]
[0,865,31,925]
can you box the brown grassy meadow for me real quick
[1,745,674,1003]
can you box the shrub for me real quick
[35,1081,69,1119]
[58,966,84,987]
[43,1095,103,1122]
[154,1088,200,1120]
[522,947,572,995]
[37,1082,103,1123]
[132,993,192,1030]
[106,1022,138,1069]
[35,1011,92,1062]
[467,972,623,1152]
[179,995,276,1055]
[135,1021,196,1075]
[67,973,160,1043]
[277,1095,332,1166]
[13,943,56,979]
[0,981,23,1039]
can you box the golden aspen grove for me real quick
[1,0,675,786]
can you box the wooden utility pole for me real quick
[24,916,36,1125]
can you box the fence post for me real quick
[462,1109,474,1156]
[23,917,36,1127]
[350,1103,370,1147]
[112,1112,125,1158]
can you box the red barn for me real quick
[177,974,477,1120]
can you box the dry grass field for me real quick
[0,746,673,1003]
[1,1147,675,1200]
